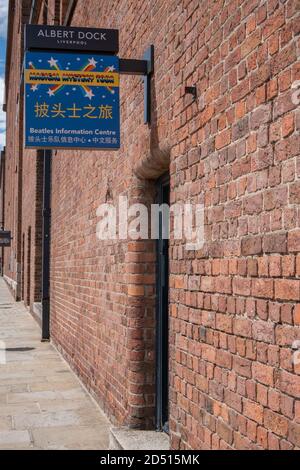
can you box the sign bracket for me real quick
[119,45,154,124]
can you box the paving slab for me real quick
[0,416,12,431]
[110,428,170,450]
[0,278,110,450]
[31,424,109,450]
[0,430,31,447]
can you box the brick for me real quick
[282,160,295,183]
[250,63,271,91]
[279,370,300,398]
[232,80,249,103]
[232,116,249,141]
[243,399,264,424]
[127,285,145,297]
[216,313,233,333]
[288,230,300,252]
[215,276,232,294]
[216,349,232,369]
[243,193,263,215]
[289,181,300,205]
[233,277,251,296]
[263,232,287,254]
[200,105,215,126]
[282,114,294,137]
[282,255,295,277]
[294,304,300,326]
[268,32,279,56]
[271,43,297,76]
[201,344,216,363]
[257,126,268,148]
[268,432,280,449]
[247,259,258,277]
[215,129,231,149]
[269,255,281,276]
[233,318,252,338]
[273,91,296,119]
[224,200,242,219]
[264,409,289,438]
[216,420,233,445]
[174,276,185,289]
[232,156,251,179]
[279,69,291,92]
[275,325,300,347]
[264,187,288,210]
[252,362,274,386]
[251,146,273,171]
[241,30,261,58]
[201,276,215,292]
[268,388,280,412]
[236,100,245,119]
[288,422,300,447]
[275,279,300,301]
[252,279,274,299]
[256,299,268,320]
[225,389,242,413]
[270,121,281,142]
[280,304,293,324]
[252,321,275,344]
[233,356,252,378]
[250,103,271,130]
[281,394,294,419]
[241,236,262,255]
[263,9,285,39]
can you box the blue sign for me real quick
[24,51,120,149]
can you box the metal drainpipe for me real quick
[28,0,52,340]
[41,150,51,341]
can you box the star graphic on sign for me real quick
[47,88,55,97]
[85,89,95,100]
[107,65,115,72]
[31,84,38,92]
[88,58,98,67]
[48,57,58,67]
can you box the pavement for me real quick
[0,277,110,450]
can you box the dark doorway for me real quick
[155,173,170,432]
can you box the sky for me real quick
[0,0,8,151]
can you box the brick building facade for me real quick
[1,0,300,450]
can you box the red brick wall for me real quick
[3,0,24,298]
[3,0,300,450]
[167,0,300,450]
[3,0,43,308]
[21,148,44,309]
[48,0,300,449]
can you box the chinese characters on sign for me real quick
[24,51,120,149]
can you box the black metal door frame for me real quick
[155,173,170,432]
[41,150,51,341]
